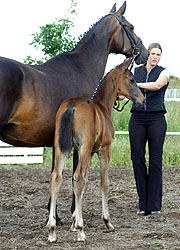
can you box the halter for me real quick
[108,12,142,60]
[108,12,142,112]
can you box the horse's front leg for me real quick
[99,146,114,232]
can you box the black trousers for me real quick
[128,112,167,211]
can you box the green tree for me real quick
[24,0,78,65]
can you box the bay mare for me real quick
[47,58,144,242]
[0,2,147,147]
[0,2,148,223]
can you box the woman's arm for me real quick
[137,72,169,91]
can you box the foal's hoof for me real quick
[70,223,77,232]
[48,234,57,243]
[77,230,86,242]
[47,226,57,243]
[106,223,115,232]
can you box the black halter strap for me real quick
[107,12,142,112]
[108,12,142,59]
[113,97,130,112]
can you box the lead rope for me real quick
[113,97,130,112]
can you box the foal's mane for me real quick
[91,65,120,100]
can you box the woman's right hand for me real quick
[118,95,126,100]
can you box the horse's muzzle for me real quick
[134,98,145,108]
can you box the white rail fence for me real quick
[165,89,180,99]
[0,96,179,165]
[0,141,43,164]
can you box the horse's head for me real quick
[108,1,148,65]
[117,58,144,107]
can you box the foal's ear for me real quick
[121,57,133,70]
[117,1,126,15]
[110,3,116,13]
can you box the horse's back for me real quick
[0,56,24,86]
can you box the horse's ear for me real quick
[121,57,133,70]
[110,3,116,13]
[117,1,126,15]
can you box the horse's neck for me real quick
[56,16,114,81]
[72,46,108,82]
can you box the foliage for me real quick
[24,0,78,64]
[169,75,180,89]
[23,55,44,65]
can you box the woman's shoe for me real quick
[137,209,145,215]
[151,211,161,215]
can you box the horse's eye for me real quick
[130,79,134,83]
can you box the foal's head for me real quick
[116,58,144,107]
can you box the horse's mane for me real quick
[71,15,107,52]
[42,14,108,66]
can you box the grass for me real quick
[1,101,179,169]
[41,133,180,169]
[111,100,180,132]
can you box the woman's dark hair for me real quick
[148,43,162,53]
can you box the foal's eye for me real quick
[129,24,134,31]
[130,79,134,83]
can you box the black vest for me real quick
[131,65,168,113]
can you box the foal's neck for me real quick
[94,72,119,115]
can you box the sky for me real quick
[0,0,179,77]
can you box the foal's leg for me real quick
[47,150,69,242]
[72,151,90,241]
[70,169,88,232]
[47,146,61,225]
[99,146,114,232]
[71,150,93,216]
[71,148,79,214]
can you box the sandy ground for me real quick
[0,166,180,250]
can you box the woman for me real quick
[128,43,169,215]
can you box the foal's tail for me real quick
[59,106,75,153]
